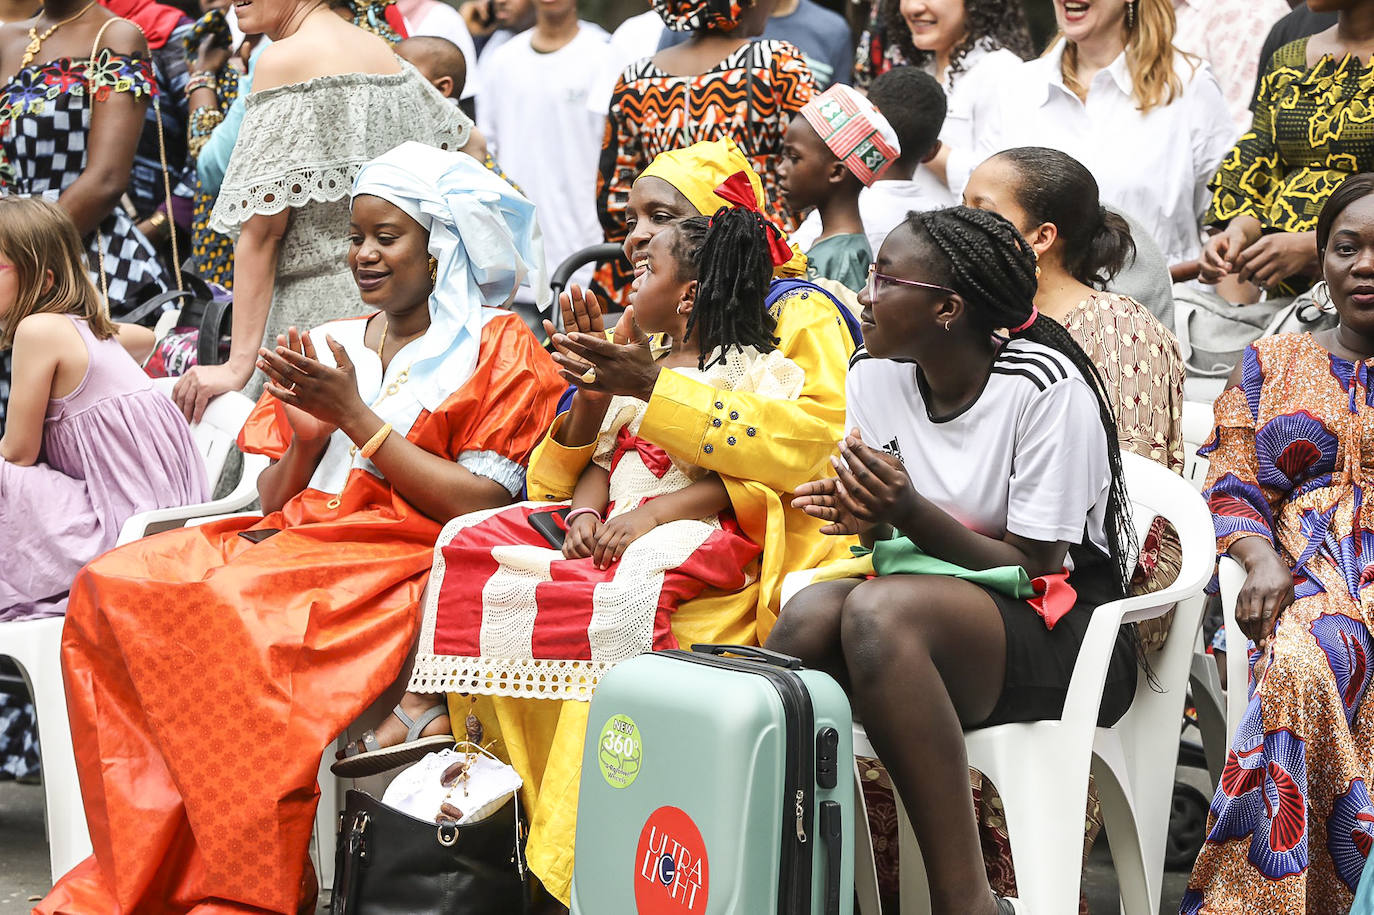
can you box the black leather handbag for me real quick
[332,788,529,915]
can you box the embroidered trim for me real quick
[206,65,471,234]
[409,656,610,702]
[0,51,155,124]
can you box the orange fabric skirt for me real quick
[37,505,437,914]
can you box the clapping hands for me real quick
[793,431,916,536]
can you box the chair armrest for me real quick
[1217,554,1249,742]
[1057,569,1211,735]
[184,511,260,528]
[116,453,270,545]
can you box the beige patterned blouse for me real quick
[1060,292,1186,628]
[1059,291,1186,472]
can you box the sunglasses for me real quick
[866,264,955,299]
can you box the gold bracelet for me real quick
[359,422,393,459]
[147,210,168,230]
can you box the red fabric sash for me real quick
[611,426,673,478]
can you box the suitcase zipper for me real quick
[667,650,815,915]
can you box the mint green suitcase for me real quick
[570,644,854,915]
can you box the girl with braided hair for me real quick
[766,205,1139,915]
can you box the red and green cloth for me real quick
[809,535,1077,629]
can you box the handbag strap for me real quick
[86,18,122,312]
[87,16,184,309]
[332,808,369,915]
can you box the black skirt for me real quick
[977,546,1138,729]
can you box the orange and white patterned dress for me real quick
[594,40,814,302]
[1183,333,1374,912]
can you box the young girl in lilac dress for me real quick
[0,196,207,622]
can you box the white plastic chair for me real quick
[1178,399,1231,782]
[117,381,267,544]
[0,616,91,881]
[782,453,1214,915]
[1214,556,1250,746]
[1180,400,1213,491]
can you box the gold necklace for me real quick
[21,0,98,71]
[376,318,389,361]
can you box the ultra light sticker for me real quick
[597,713,642,789]
[634,806,709,914]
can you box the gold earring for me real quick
[1035,265,1042,278]
[428,256,438,286]
[1125,0,1137,30]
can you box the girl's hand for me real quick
[592,507,657,569]
[1234,547,1295,643]
[792,477,873,536]
[562,512,601,560]
[543,283,606,341]
[258,327,367,432]
[173,360,254,423]
[831,431,918,528]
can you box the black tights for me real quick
[765,575,1008,915]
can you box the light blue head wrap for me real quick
[351,141,548,412]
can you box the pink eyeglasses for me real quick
[866,264,955,298]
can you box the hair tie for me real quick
[710,173,794,268]
[1009,306,1038,334]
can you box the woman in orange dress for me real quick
[38,142,564,915]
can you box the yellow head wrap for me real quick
[638,137,807,278]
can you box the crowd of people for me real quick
[0,0,1372,912]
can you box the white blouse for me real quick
[933,41,1025,197]
[968,39,1234,266]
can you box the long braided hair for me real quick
[904,206,1137,596]
[665,208,779,369]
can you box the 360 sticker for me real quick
[597,713,642,789]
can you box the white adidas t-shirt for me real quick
[845,338,1110,554]
[478,23,610,285]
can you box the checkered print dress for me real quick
[0,52,170,312]
[0,51,170,430]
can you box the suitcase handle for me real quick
[819,800,842,915]
[690,643,803,670]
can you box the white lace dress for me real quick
[208,62,470,386]
[410,346,805,701]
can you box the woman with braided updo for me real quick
[766,205,1140,914]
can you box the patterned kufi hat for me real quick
[800,84,901,186]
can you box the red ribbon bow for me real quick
[611,426,673,479]
[712,172,794,268]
